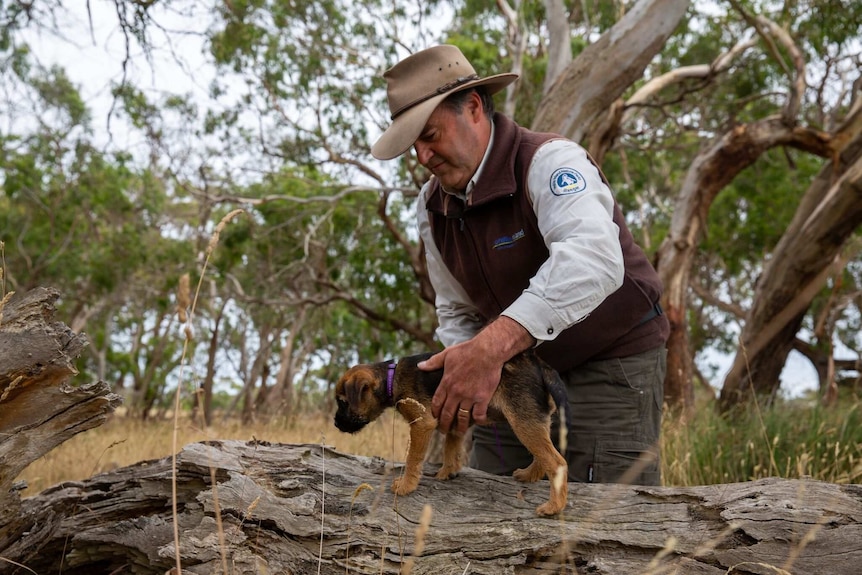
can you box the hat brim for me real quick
[371,73,518,161]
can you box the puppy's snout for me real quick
[334,414,367,433]
[334,399,368,433]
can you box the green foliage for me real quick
[0,65,179,299]
[31,66,89,127]
[206,0,394,167]
[3,0,860,420]
[207,169,433,373]
[704,148,820,275]
[786,0,862,57]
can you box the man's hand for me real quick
[418,316,534,435]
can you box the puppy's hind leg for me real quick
[392,401,437,495]
[507,415,568,516]
[435,430,466,480]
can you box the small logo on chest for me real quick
[492,229,525,250]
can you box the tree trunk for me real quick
[650,11,838,412]
[719,111,862,410]
[541,0,571,97]
[262,305,308,420]
[0,287,122,543]
[199,302,226,427]
[531,0,690,141]
[655,117,833,411]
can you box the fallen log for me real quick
[1,440,860,575]
[2,289,860,574]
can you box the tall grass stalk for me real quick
[662,399,862,486]
[171,209,247,575]
[0,241,14,329]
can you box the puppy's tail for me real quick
[543,363,572,430]
[522,351,571,429]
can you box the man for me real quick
[371,44,669,485]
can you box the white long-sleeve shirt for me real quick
[417,136,625,347]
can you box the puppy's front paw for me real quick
[391,476,419,495]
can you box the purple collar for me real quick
[386,362,397,398]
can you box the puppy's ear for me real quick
[344,378,367,410]
[337,366,379,411]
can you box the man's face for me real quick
[413,93,490,191]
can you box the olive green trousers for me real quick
[469,346,667,485]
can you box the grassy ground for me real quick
[16,397,862,495]
[662,397,862,486]
[17,410,412,495]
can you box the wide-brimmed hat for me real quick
[371,45,519,160]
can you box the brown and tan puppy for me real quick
[333,350,569,516]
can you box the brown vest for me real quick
[425,114,669,372]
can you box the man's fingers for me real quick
[431,385,446,418]
[423,341,501,434]
[438,405,455,434]
[455,405,473,434]
[417,350,445,371]
[471,403,488,426]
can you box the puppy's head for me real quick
[334,364,388,433]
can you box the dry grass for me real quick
[17,396,862,494]
[16,410,411,495]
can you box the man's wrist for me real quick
[474,316,535,363]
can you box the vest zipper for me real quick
[456,212,505,312]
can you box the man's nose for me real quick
[414,141,433,165]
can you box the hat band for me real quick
[390,74,480,120]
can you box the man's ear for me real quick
[466,91,485,122]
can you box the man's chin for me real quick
[435,174,468,192]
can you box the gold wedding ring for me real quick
[458,407,470,415]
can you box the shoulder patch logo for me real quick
[550,168,587,196]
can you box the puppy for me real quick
[333,350,568,516]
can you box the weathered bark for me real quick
[531,0,691,141]
[2,440,861,575]
[0,287,122,543]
